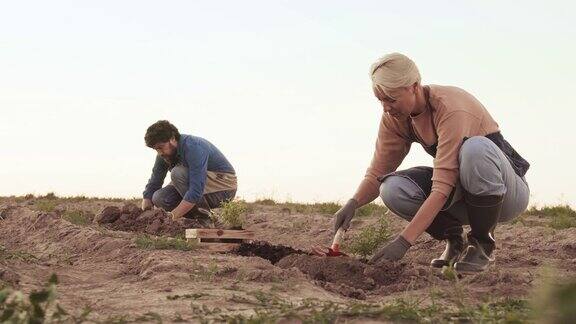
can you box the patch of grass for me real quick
[254,198,277,205]
[356,203,388,218]
[216,199,247,229]
[217,295,533,323]
[167,293,207,301]
[312,202,342,215]
[62,210,91,226]
[34,200,58,212]
[282,201,343,215]
[281,202,310,214]
[188,260,220,282]
[452,298,532,323]
[526,204,576,229]
[65,195,89,202]
[134,234,197,251]
[346,217,391,259]
[0,244,38,262]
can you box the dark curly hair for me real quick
[144,120,181,147]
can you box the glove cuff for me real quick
[396,235,412,249]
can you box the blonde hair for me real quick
[369,53,421,99]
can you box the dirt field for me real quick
[1,196,575,322]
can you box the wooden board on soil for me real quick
[186,229,255,252]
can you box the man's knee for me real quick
[151,190,164,208]
[151,187,181,211]
[170,165,188,183]
[379,175,425,220]
[459,136,506,196]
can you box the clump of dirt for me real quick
[234,241,308,264]
[276,254,407,291]
[94,203,208,236]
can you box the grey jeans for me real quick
[151,165,237,212]
[379,136,530,225]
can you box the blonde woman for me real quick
[333,53,530,272]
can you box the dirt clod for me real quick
[94,206,122,224]
[95,204,210,236]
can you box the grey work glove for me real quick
[369,235,412,264]
[333,199,358,232]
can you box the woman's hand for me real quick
[333,199,358,231]
[369,235,412,263]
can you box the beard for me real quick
[160,144,178,166]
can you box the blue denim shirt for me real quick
[143,134,235,203]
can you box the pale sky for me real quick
[1,1,574,207]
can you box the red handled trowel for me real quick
[311,228,347,257]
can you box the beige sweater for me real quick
[354,85,500,203]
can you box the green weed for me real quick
[62,210,91,226]
[346,217,391,259]
[216,200,248,229]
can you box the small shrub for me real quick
[134,234,196,251]
[217,200,247,229]
[62,210,91,226]
[346,217,391,259]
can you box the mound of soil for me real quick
[234,241,307,264]
[276,254,407,291]
[94,203,208,236]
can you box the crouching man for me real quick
[142,120,237,223]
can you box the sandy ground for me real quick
[1,196,575,322]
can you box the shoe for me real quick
[425,210,465,268]
[430,231,465,268]
[454,235,494,272]
[454,192,504,272]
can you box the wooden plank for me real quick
[186,228,255,240]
